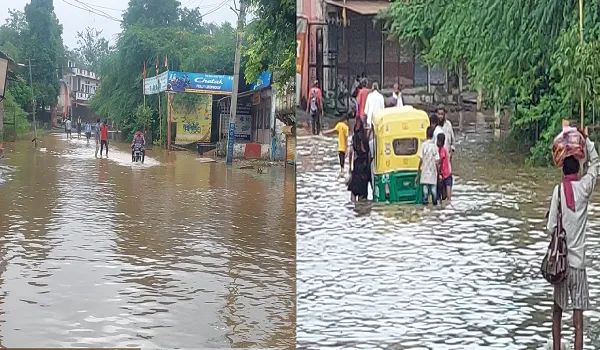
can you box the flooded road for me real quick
[297,122,600,349]
[0,134,295,348]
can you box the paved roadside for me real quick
[296,108,340,134]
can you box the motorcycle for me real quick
[132,143,144,163]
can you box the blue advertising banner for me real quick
[250,70,272,91]
[167,71,234,95]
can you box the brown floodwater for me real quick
[296,115,600,349]
[0,134,296,348]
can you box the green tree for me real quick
[384,0,600,166]
[0,9,32,113]
[3,90,32,137]
[243,0,295,87]
[23,0,64,111]
[75,27,112,72]
[122,0,181,29]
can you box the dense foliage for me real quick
[0,4,64,116]
[244,0,295,88]
[383,0,600,165]
[73,27,112,72]
[24,0,63,110]
[3,90,33,137]
[89,0,236,143]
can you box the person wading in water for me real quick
[547,127,599,350]
[347,117,370,201]
[306,80,324,135]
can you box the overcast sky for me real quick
[0,0,237,48]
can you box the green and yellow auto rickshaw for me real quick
[371,106,429,203]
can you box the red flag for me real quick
[142,61,147,79]
[155,56,159,76]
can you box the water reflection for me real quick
[0,135,295,348]
[297,128,600,349]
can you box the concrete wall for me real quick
[216,141,286,161]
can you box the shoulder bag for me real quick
[541,184,569,285]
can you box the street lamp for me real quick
[17,58,36,147]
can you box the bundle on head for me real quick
[552,126,586,167]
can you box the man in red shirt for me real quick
[356,78,370,126]
[306,80,323,135]
[99,120,109,157]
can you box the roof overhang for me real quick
[323,0,390,15]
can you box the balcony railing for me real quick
[74,92,93,101]
[70,67,99,80]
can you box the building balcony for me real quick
[70,67,99,80]
[74,91,93,101]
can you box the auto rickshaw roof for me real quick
[372,106,429,126]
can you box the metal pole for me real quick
[167,92,172,151]
[226,0,247,165]
[158,92,162,147]
[579,0,584,128]
[29,58,37,147]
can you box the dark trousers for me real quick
[338,151,346,169]
[100,140,108,155]
[311,111,321,135]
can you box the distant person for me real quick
[99,120,109,157]
[392,84,405,107]
[437,133,452,201]
[356,78,370,125]
[547,128,599,350]
[94,118,101,157]
[364,82,385,130]
[307,80,323,135]
[85,121,92,141]
[437,106,455,158]
[76,119,82,138]
[323,115,349,176]
[350,75,361,99]
[347,118,370,201]
[429,113,444,142]
[337,77,348,107]
[417,126,440,205]
[65,118,72,139]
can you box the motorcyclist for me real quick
[131,130,146,163]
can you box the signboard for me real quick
[171,94,213,143]
[252,93,260,105]
[296,18,307,74]
[250,70,272,91]
[235,101,251,141]
[167,71,234,95]
[0,57,8,100]
[143,71,168,95]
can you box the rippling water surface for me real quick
[0,134,295,348]
[297,123,600,349]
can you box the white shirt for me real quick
[364,90,385,127]
[433,125,444,142]
[65,120,72,131]
[393,92,404,107]
[441,119,455,151]
[418,139,440,185]
[547,138,599,269]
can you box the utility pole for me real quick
[226,0,246,165]
[28,58,37,147]
[579,0,584,128]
